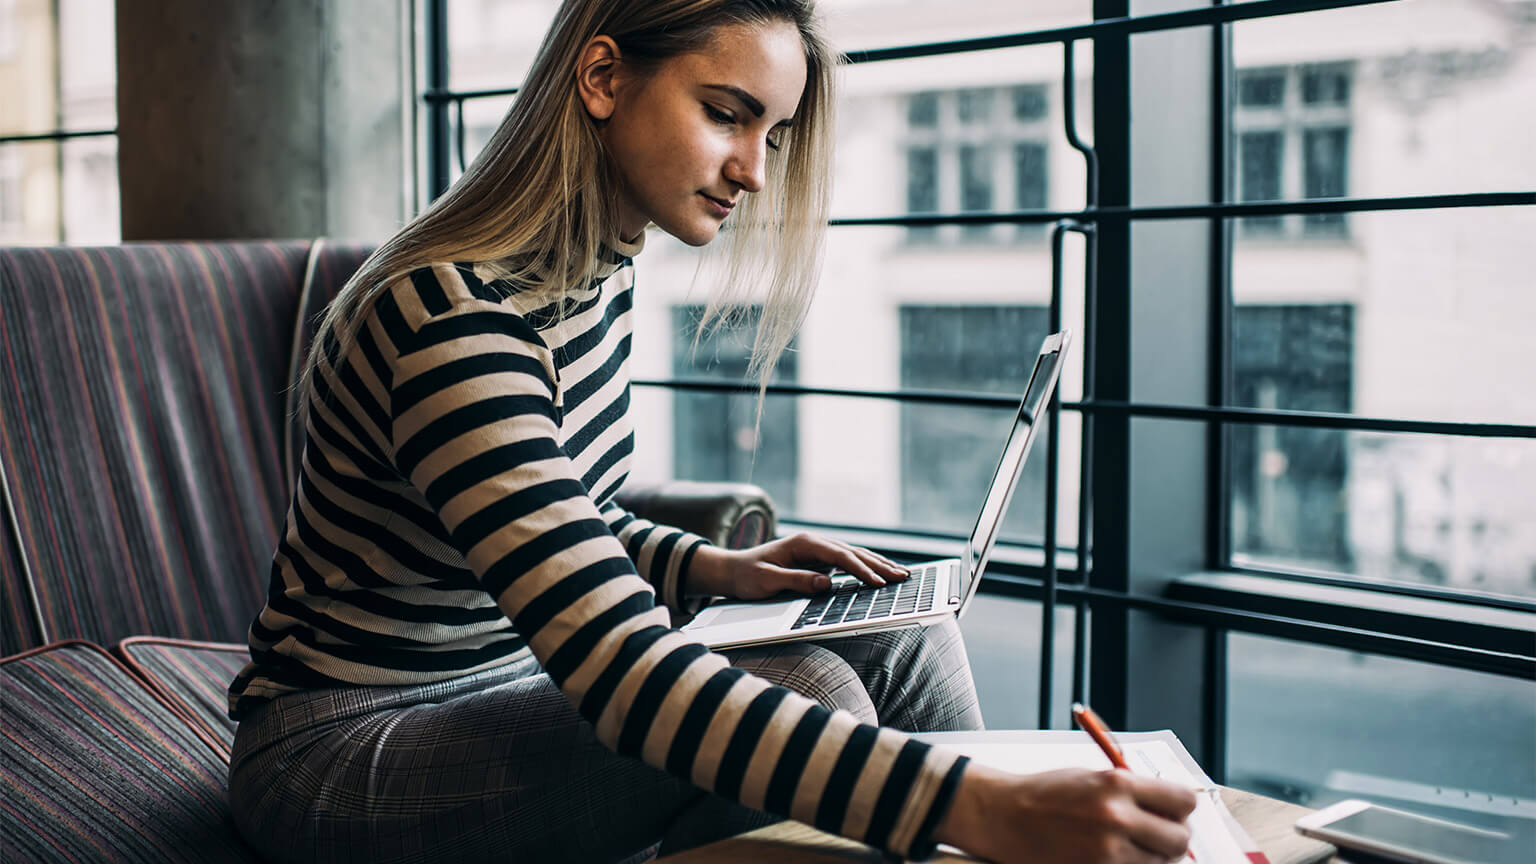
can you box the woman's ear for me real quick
[576,36,622,121]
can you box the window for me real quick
[1235,63,1352,238]
[904,85,1050,244]
[671,306,799,512]
[432,0,1536,804]
[900,306,1049,539]
[0,0,119,244]
[1230,305,1354,567]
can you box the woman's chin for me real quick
[657,217,723,248]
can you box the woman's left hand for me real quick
[689,532,911,601]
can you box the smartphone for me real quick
[1294,799,1523,864]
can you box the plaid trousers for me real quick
[228,617,984,864]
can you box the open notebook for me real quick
[909,730,1274,864]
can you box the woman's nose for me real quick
[724,139,766,194]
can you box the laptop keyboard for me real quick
[791,566,938,630]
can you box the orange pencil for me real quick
[1072,703,1197,863]
[1071,702,1129,770]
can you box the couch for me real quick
[0,240,777,863]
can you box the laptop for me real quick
[681,329,1071,650]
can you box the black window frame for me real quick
[422,0,1536,782]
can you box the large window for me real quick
[0,0,119,245]
[430,0,1535,815]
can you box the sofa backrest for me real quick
[284,241,376,485]
[0,243,312,653]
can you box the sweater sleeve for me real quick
[376,274,970,858]
[597,500,712,615]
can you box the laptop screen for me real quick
[959,331,1070,603]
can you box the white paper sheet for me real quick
[911,730,1253,863]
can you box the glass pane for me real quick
[1228,634,1536,829]
[58,0,115,132]
[1233,0,1536,198]
[671,307,799,512]
[833,41,1091,222]
[822,0,1092,53]
[1230,429,1536,598]
[961,594,1077,730]
[456,93,516,182]
[0,140,58,244]
[633,226,1084,389]
[447,0,560,92]
[1230,206,1536,427]
[60,135,118,243]
[2,0,115,138]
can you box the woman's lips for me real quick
[700,193,734,218]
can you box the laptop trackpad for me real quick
[703,603,792,627]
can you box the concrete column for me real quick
[116,0,410,241]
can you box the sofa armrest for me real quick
[611,481,776,550]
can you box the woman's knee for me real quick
[724,642,878,723]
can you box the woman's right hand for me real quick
[933,762,1200,864]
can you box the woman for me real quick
[227,1,1197,862]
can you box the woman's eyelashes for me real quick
[703,103,782,151]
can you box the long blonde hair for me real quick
[297,0,837,412]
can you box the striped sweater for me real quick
[228,235,968,857]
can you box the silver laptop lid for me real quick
[956,330,1071,612]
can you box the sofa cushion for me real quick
[116,637,250,754]
[0,243,310,650]
[0,641,261,863]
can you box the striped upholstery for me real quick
[0,642,262,863]
[0,243,310,650]
[116,638,250,753]
[286,240,375,487]
[1,487,43,657]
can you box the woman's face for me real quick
[593,21,808,245]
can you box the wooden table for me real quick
[658,783,1340,863]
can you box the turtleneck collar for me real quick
[598,230,645,278]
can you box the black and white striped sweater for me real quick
[228,236,967,857]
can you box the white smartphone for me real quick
[1294,799,1523,864]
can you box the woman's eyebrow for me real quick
[703,83,794,127]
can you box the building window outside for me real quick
[899,305,1051,541]
[904,85,1050,245]
[1230,304,1354,568]
[671,306,799,512]
[1235,63,1352,238]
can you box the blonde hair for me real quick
[297,0,837,412]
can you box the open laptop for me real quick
[681,329,1071,650]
